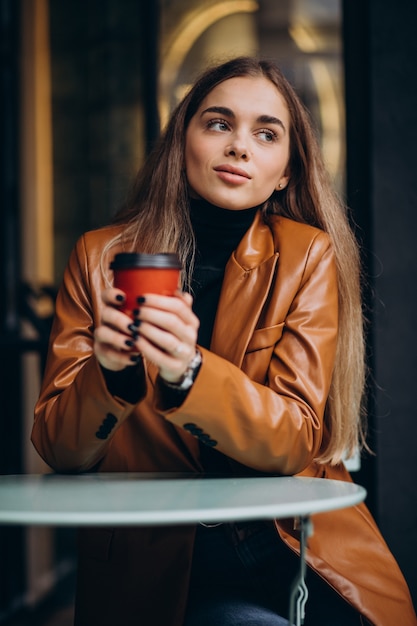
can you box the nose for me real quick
[225,134,249,160]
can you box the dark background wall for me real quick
[344,0,417,604]
[49,0,159,283]
[0,0,25,617]
[370,0,417,599]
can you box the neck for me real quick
[189,198,259,264]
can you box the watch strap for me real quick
[162,349,202,391]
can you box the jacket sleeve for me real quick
[158,233,339,475]
[32,234,147,472]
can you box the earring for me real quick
[278,183,283,189]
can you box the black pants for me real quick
[184,522,362,626]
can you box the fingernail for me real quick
[130,354,142,363]
[128,321,141,333]
[125,339,135,348]
[136,296,146,304]
[116,294,125,302]
[132,308,140,317]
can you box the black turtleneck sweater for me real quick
[189,199,259,473]
[189,198,259,349]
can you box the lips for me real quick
[213,164,251,179]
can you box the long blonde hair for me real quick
[110,56,367,465]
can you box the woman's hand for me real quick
[94,289,200,382]
[94,288,142,371]
[133,291,200,384]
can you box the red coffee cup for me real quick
[110,252,182,317]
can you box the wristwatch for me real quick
[162,349,202,391]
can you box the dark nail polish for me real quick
[115,294,125,302]
[132,308,140,317]
[128,321,141,334]
[129,354,142,363]
[136,296,146,304]
[125,339,135,348]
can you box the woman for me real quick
[32,57,416,625]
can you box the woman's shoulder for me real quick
[269,214,328,239]
[65,225,128,279]
[69,224,126,262]
[78,224,126,250]
[268,215,331,254]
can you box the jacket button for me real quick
[183,422,202,435]
[198,433,214,444]
[95,413,118,440]
[183,423,216,445]
[204,438,218,447]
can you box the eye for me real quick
[257,129,278,143]
[206,119,230,132]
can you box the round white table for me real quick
[0,472,365,526]
[0,473,366,625]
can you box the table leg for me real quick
[288,515,313,626]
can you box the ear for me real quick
[275,172,290,191]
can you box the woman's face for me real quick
[185,76,291,210]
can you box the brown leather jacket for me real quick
[32,212,416,626]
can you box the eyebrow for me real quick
[200,106,287,132]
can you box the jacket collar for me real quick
[210,210,279,366]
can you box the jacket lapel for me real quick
[210,211,279,367]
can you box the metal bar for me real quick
[288,515,313,625]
